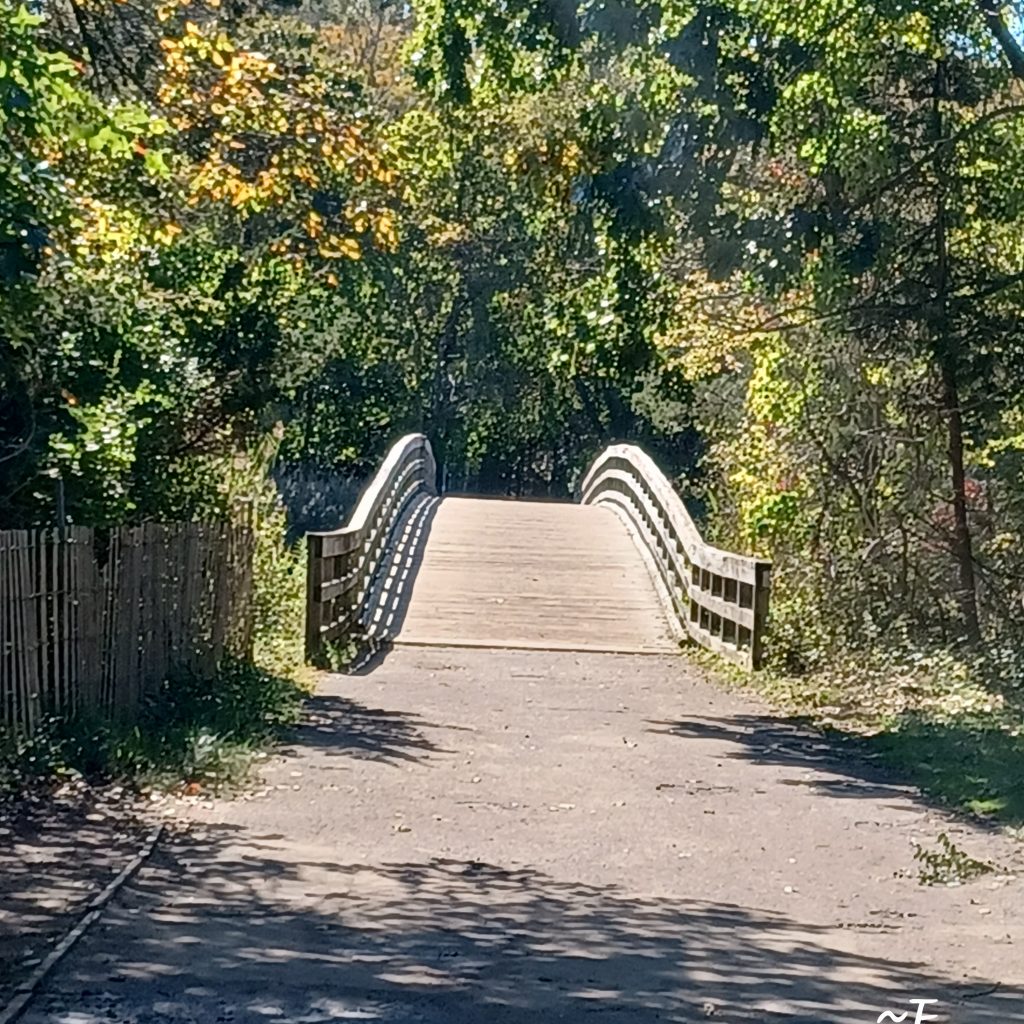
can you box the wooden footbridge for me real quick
[305,435,771,669]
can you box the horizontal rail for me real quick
[580,445,771,670]
[305,434,437,664]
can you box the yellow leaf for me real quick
[318,236,361,260]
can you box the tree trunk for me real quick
[933,58,981,644]
[940,364,981,644]
[429,291,464,479]
[976,0,1024,81]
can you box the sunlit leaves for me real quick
[151,8,403,269]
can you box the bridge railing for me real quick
[305,434,436,664]
[580,445,771,669]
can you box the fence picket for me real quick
[0,522,255,735]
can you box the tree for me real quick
[408,0,1024,651]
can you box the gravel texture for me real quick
[17,647,1024,1023]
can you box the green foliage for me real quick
[2,0,695,528]
[0,659,304,797]
[154,430,311,680]
[912,833,998,886]
[408,0,1024,661]
[244,450,309,682]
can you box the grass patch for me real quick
[700,645,1024,829]
[865,716,1024,823]
[0,659,307,799]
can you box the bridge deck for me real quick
[391,497,678,654]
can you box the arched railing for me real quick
[305,434,437,664]
[580,445,771,669]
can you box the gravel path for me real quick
[0,790,150,1004]
[19,647,1024,1023]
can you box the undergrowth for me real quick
[1,659,305,798]
[701,639,1024,830]
[912,832,999,885]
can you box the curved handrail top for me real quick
[581,444,770,577]
[308,433,434,540]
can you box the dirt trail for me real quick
[18,647,1024,1023]
[0,792,151,1005]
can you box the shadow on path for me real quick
[278,694,454,767]
[647,714,906,796]
[648,712,1024,827]
[34,825,1024,1024]
[0,797,147,1000]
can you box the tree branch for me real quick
[977,1,1024,80]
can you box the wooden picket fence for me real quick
[0,522,254,737]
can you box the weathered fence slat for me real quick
[19,532,41,732]
[0,522,255,736]
[580,445,771,670]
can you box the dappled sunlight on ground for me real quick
[18,647,1024,1024]
[30,829,1024,1023]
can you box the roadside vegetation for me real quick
[0,660,305,798]
[705,645,1024,829]
[0,440,310,800]
[3,0,1024,817]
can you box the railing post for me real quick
[305,534,324,666]
[751,562,771,670]
[581,443,772,671]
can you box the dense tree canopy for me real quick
[4,0,1024,674]
[411,0,1024,655]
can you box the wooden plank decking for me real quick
[391,497,678,654]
